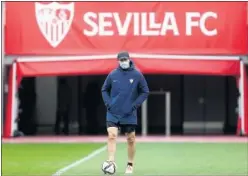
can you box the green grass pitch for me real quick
[2,142,248,176]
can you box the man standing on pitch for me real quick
[101,51,149,174]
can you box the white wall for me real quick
[34,75,106,131]
[36,77,57,125]
[35,76,79,126]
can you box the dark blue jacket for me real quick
[101,61,149,125]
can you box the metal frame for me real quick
[11,63,17,136]
[240,61,245,134]
[141,91,171,136]
[1,1,5,135]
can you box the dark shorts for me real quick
[106,121,136,134]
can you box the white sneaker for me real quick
[125,165,133,174]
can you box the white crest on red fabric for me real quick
[35,2,74,48]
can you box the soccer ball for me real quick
[101,161,116,175]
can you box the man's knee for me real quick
[107,127,118,140]
[126,132,135,144]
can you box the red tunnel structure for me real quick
[3,2,248,137]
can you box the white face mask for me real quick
[119,60,130,69]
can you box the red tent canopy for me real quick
[16,54,240,77]
[4,54,248,137]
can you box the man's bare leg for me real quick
[125,131,136,174]
[107,127,118,162]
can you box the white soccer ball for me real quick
[101,161,116,175]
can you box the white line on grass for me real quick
[52,145,107,176]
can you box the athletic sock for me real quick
[107,160,115,163]
[127,162,133,167]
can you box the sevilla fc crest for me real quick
[35,2,74,48]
